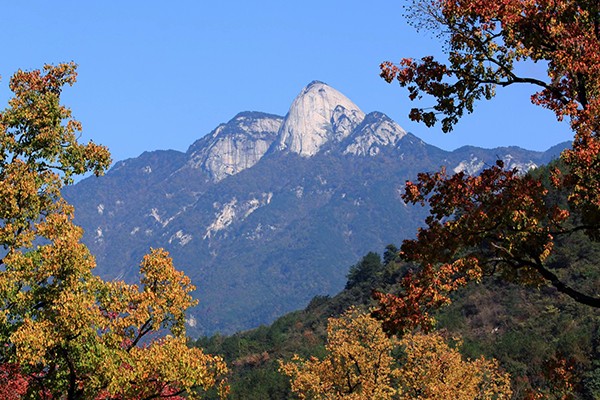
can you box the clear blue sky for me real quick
[1,1,572,164]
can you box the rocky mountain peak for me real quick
[186,112,283,182]
[275,81,365,157]
[343,112,407,156]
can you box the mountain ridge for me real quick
[63,81,570,336]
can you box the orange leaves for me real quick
[373,159,586,333]
[377,2,600,396]
[11,318,57,365]
[400,161,560,271]
[90,249,228,399]
[373,259,482,334]
[380,0,600,303]
[99,336,228,400]
[380,61,402,84]
[97,248,197,344]
[8,62,78,98]
[385,0,600,236]
[561,129,600,232]
[384,0,600,133]
[140,248,196,311]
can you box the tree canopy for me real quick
[375,0,600,333]
[279,307,512,399]
[0,63,227,399]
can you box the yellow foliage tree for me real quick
[0,63,227,399]
[280,308,511,400]
[397,332,512,400]
[279,307,398,399]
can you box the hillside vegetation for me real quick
[196,171,600,398]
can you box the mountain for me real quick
[63,81,569,336]
[275,81,365,156]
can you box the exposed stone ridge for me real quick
[453,154,538,175]
[187,112,283,182]
[276,81,365,157]
[343,112,407,156]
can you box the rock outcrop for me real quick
[275,81,365,157]
[186,112,283,182]
[343,112,407,156]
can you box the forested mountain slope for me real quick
[64,81,568,336]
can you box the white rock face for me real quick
[276,81,365,157]
[502,154,538,172]
[188,113,282,182]
[169,230,193,246]
[454,154,538,175]
[204,193,273,240]
[453,156,485,174]
[204,198,238,239]
[149,207,176,228]
[344,113,407,156]
[185,314,197,327]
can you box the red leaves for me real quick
[9,62,78,97]
[382,0,600,133]
[381,57,456,129]
[0,363,29,400]
[375,0,600,356]
[400,161,562,267]
[374,160,576,334]
[373,260,481,333]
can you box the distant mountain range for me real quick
[63,81,568,336]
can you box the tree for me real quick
[279,308,511,399]
[345,252,383,289]
[397,332,512,400]
[375,0,600,333]
[279,307,399,399]
[0,63,228,399]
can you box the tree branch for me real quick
[532,255,600,308]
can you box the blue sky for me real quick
[1,1,572,164]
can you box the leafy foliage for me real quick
[0,64,227,399]
[376,0,600,334]
[396,331,512,400]
[198,227,600,398]
[279,307,512,400]
[279,307,399,399]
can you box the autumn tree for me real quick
[0,63,227,399]
[279,308,511,399]
[279,307,399,399]
[374,0,600,333]
[397,332,512,400]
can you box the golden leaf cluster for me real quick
[280,308,511,400]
